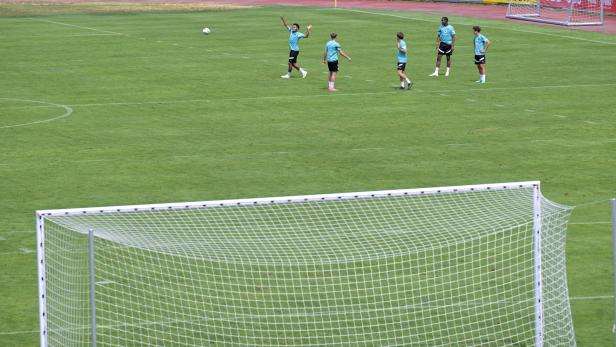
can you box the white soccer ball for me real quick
[203,27,211,35]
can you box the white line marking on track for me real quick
[0,98,73,129]
[29,18,126,36]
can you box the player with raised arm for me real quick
[280,16,312,79]
[429,17,456,77]
[396,32,412,90]
[323,32,351,92]
[473,26,490,84]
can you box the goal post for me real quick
[37,181,576,346]
[506,0,604,26]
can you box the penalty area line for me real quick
[334,8,616,45]
[28,18,127,36]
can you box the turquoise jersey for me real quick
[288,28,305,51]
[474,34,488,55]
[398,40,408,63]
[437,24,455,45]
[325,40,341,62]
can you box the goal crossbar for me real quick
[36,181,540,217]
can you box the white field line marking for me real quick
[570,295,614,300]
[570,221,611,225]
[0,294,609,336]
[585,121,599,125]
[465,98,476,102]
[351,147,383,151]
[335,8,616,45]
[29,18,126,36]
[0,230,34,234]
[553,114,567,118]
[494,104,505,107]
[3,84,606,114]
[68,91,400,107]
[0,294,608,336]
[0,329,39,336]
[531,139,553,143]
[0,98,73,129]
[525,109,536,112]
[70,159,109,163]
[447,143,474,147]
[96,280,117,285]
[365,79,374,82]
[0,248,35,255]
[54,83,614,109]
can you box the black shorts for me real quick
[438,42,453,56]
[397,62,406,71]
[474,55,486,65]
[327,60,339,72]
[288,50,299,64]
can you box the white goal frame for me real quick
[506,0,604,26]
[37,181,558,347]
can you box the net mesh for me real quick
[507,0,604,25]
[41,185,576,346]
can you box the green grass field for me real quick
[0,3,615,346]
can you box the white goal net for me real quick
[37,182,576,346]
[507,0,604,26]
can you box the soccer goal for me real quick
[506,0,604,26]
[37,181,576,346]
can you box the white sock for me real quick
[480,74,485,82]
[400,81,405,88]
[299,68,305,73]
[434,67,439,74]
[286,72,291,77]
[329,81,334,88]
[446,67,450,75]
[406,78,411,84]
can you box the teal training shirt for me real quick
[288,28,305,51]
[325,40,341,62]
[437,24,455,45]
[398,40,408,63]
[474,34,488,55]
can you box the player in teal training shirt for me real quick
[430,17,456,77]
[396,32,412,90]
[323,32,351,91]
[473,26,491,84]
[280,16,312,79]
